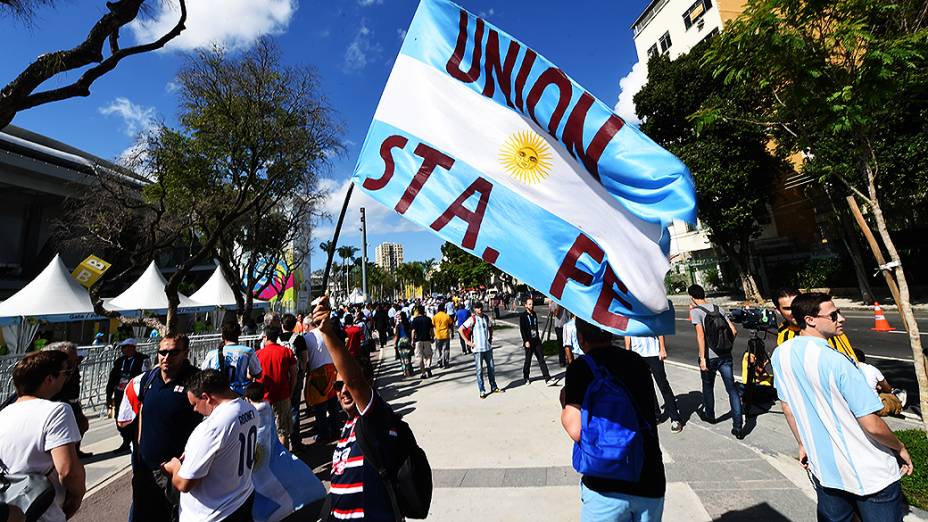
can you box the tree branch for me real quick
[0,0,187,127]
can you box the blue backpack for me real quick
[572,355,649,481]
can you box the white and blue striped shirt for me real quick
[463,314,493,352]
[772,336,900,495]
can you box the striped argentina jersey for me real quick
[771,336,900,495]
[329,393,399,521]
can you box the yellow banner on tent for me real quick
[71,255,111,288]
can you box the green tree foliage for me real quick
[634,41,784,301]
[437,242,501,289]
[703,0,928,431]
[66,39,339,332]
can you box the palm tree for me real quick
[337,245,359,296]
[422,258,438,295]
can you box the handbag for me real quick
[0,472,55,522]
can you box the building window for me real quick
[683,0,712,30]
[658,31,672,54]
[647,44,659,59]
[699,27,720,45]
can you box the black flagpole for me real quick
[321,182,354,299]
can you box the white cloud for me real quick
[99,97,156,136]
[343,19,383,73]
[165,81,180,93]
[128,0,296,52]
[614,61,647,126]
[396,28,407,41]
[478,8,496,18]
[358,0,383,5]
[314,177,424,240]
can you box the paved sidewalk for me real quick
[377,318,927,521]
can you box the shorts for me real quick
[415,341,433,361]
[272,399,292,440]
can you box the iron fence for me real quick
[0,334,263,415]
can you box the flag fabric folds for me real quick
[352,0,696,336]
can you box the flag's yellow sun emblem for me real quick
[499,131,553,184]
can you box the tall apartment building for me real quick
[632,0,744,63]
[375,242,404,272]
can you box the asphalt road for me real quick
[525,303,928,416]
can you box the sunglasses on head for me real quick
[158,349,184,357]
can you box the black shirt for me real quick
[519,311,540,343]
[411,315,433,342]
[564,347,666,498]
[137,362,202,470]
[107,353,151,400]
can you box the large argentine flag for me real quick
[353,0,696,335]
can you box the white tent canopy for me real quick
[0,254,98,324]
[107,261,211,315]
[189,266,239,308]
[188,266,270,312]
[347,288,368,305]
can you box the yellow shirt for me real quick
[432,311,454,340]
[776,323,858,362]
[742,352,774,387]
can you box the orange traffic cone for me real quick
[871,302,894,332]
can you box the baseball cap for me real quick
[118,338,138,346]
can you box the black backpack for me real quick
[696,305,734,355]
[322,409,433,521]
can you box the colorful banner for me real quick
[352,0,696,335]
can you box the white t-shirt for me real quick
[0,399,81,522]
[859,362,885,393]
[628,336,661,358]
[178,398,258,522]
[562,319,581,356]
[304,329,333,371]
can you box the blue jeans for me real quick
[474,350,498,393]
[812,475,903,521]
[580,482,664,521]
[701,356,742,430]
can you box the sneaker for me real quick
[545,378,560,386]
[492,388,504,394]
[731,428,745,440]
[480,392,488,399]
[670,421,683,433]
[698,411,716,424]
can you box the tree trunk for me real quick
[827,189,876,303]
[721,243,764,303]
[861,143,927,429]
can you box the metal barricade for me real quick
[0,334,263,415]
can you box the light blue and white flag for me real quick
[353,0,696,336]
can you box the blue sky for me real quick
[1,0,651,271]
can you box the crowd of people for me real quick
[0,284,916,522]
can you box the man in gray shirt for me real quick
[689,284,743,439]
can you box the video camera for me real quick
[729,307,778,331]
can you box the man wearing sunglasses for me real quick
[117,334,202,522]
[311,297,402,522]
[772,292,912,521]
[774,287,858,362]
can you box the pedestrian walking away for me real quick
[561,319,666,521]
[520,298,555,386]
[688,284,743,438]
[256,325,298,450]
[432,303,454,369]
[411,305,434,378]
[772,292,912,521]
[106,338,151,453]
[161,370,258,522]
[118,335,202,522]
[459,303,502,399]
[454,303,472,355]
[280,313,309,450]
[201,322,263,396]
[550,301,569,367]
[625,335,683,433]
[0,350,86,522]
